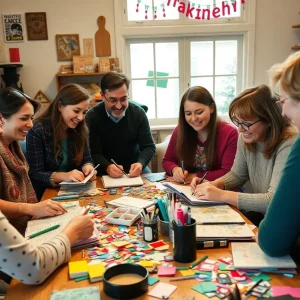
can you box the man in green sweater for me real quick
[86,71,155,177]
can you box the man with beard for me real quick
[86,71,155,177]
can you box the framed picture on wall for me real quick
[55,34,80,61]
[25,12,48,40]
[2,14,24,42]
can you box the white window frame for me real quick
[123,0,247,26]
[113,0,256,126]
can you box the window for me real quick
[127,35,242,124]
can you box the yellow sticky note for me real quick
[88,263,105,282]
[140,261,154,267]
[180,269,195,276]
[69,260,88,279]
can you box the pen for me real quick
[189,255,208,269]
[83,206,90,215]
[27,224,60,239]
[111,159,129,178]
[181,160,186,184]
[245,279,263,296]
[192,171,209,196]
[64,204,77,209]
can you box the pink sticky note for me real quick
[148,282,177,299]
[272,286,300,298]
[157,266,176,277]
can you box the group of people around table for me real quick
[0,52,300,287]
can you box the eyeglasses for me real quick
[231,118,261,131]
[103,94,129,105]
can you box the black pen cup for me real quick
[142,219,158,242]
[173,218,196,263]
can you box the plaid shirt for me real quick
[26,119,93,199]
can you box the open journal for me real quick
[25,204,99,250]
[101,175,144,188]
[163,182,222,206]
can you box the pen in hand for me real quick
[181,160,186,185]
[110,159,129,178]
[192,171,209,196]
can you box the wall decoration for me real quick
[2,14,24,42]
[134,0,246,20]
[99,58,110,72]
[9,48,20,62]
[25,12,48,41]
[83,38,94,57]
[34,90,51,119]
[95,16,111,57]
[73,56,94,74]
[56,34,80,61]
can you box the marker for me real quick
[110,159,129,177]
[181,161,186,184]
[192,171,209,196]
[27,224,60,239]
[189,255,208,269]
[52,195,79,201]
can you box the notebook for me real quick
[163,182,222,206]
[50,286,100,300]
[107,196,155,209]
[88,262,105,282]
[232,242,297,269]
[69,260,88,279]
[101,175,144,188]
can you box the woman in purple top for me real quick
[162,86,238,184]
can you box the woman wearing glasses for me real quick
[258,53,300,262]
[0,88,69,235]
[191,84,297,225]
[162,86,238,184]
[26,84,96,200]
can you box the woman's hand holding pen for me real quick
[129,162,143,177]
[193,182,224,202]
[62,214,95,245]
[172,167,188,184]
[107,164,124,178]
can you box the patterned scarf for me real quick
[0,137,37,235]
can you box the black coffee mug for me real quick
[173,218,196,263]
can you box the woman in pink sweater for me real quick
[162,86,238,183]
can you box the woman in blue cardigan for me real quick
[27,84,96,199]
[258,52,300,263]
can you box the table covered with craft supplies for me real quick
[6,176,300,300]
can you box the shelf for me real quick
[56,72,107,77]
[292,24,300,28]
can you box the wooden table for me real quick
[6,178,300,299]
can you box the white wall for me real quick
[254,0,300,86]
[0,0,116,99]
[0,0,299,101]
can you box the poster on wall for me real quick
[25,12,48,40]
[2,14,24,42]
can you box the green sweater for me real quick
[258,135,300,262]
[86,102,155,175]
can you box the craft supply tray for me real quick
[105,207,142,226]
